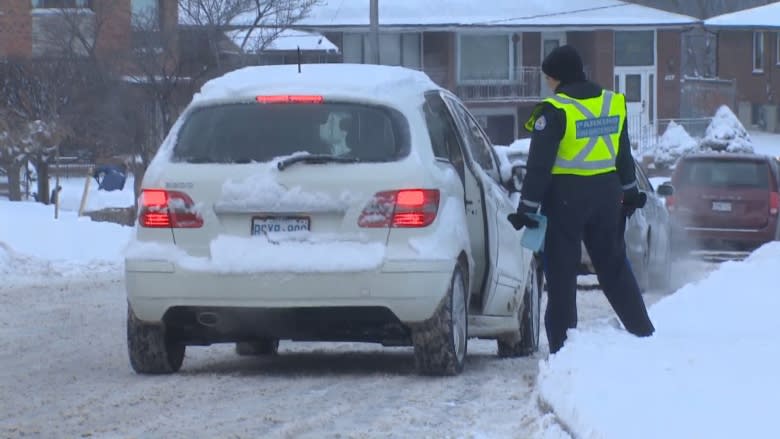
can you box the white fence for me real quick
[629,115,714,157]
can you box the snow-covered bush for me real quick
[699,105,754,153]
[645,121,699,169]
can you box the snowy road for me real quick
[0,259,716,439]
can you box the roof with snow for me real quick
[223,29,339,54]
[704,3,780,29]
[193,63,440,104]
[293,0,698,28]
[181,0,698,29]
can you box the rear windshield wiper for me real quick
[277,154,360,171]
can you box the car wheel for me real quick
[497,257,541,357]
[235,339,280,356]
[412,264,468,376]
[127,306,184,374]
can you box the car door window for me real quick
[445,98,500,180]
[423,93,466,182]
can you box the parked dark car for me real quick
[667,153,780,253]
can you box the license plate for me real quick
[251,216,310,235]
[712,201,732,212]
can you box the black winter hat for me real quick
[542,45,586,84]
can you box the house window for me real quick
[615,31,655,66]
[341,33,421,68]
[31,0,90,7]
[753,31,764,73]
[776,32,779,66]
[132,0,160,29]
[459,34,511,81]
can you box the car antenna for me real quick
[297,46,302,74]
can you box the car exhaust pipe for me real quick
[197,311,219,327]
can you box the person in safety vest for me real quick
[507,45,655,354]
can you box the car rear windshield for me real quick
[172,102,410,164]
[678,159,770,189]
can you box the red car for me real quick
[667,153,780,253]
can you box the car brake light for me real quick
[666,195,676,212]
[256,95,324,104]
[358,189,440,228]
[139,189,203,228]
[771,192,779,216]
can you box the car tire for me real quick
[127,306,185,374]
[497,257,541,357]
[411,264,468,376]
[235,339,280,356]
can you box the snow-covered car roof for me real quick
[704,3,780,29]
[215,0,697,29]
[193,63,441,106]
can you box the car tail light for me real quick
[139,189,203,228]
[358,189,440,228]
[770,192,779,216]
[256,95,324,104]
[666,195,676,212]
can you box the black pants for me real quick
[541,172,655,354]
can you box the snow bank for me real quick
[700,105,754,153]
[538,241,780,439]
[0,200,133,278]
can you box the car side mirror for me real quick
[657,182,674,197]
[508,164,526,193]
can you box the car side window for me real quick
[423,93,466,182]
[446,98,498,177]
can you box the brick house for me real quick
[705,3,780,133]
[286,0,699,145]
[0,0,177,66]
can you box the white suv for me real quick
[125,64,541,376]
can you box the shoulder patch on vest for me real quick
[534,115,547,131]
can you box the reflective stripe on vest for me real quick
[544,91,626,176]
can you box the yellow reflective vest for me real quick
[526,91,627,176]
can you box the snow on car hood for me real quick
[125,234,385,274]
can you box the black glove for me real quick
[622,188,647,219]
[507,203,540,231]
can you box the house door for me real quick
[614,67,655,142]
[540,32,566,97]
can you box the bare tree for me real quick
[0,59,91,203]
[179,0,320,73]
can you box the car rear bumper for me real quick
[126,258,455,324]
[672,218,778,250]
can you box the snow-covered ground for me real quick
[0,194,732,438]
[540,242,780,439]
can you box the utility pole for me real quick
[369,0,379,64]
